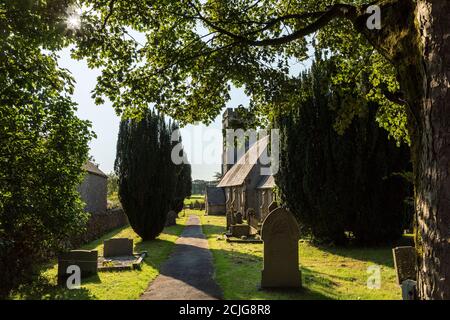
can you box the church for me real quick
[206,108,277,236]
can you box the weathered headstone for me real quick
[58,250,98,285]
[392,246,417,284]
[247,208,258,230]
[261,207,301,288]
[104,238,133,257]
[165,210,177,227]
[234,211,243,224]
[230,224,250,238]
[226,210,234,230]
[392,246,417,300]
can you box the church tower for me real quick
[222,107,253,175]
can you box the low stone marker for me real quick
[165,210,177,227]
[261,207,301,289]
[57,250,98,285]
[226,210,234,230]
[230,224,250,238]
[392,246,417,300]
[104,238,133,257]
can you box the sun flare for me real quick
[66,6,81,30]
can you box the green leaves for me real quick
[275,59,412,245]
[69,0,311,123]
[66,0,408,145]
[0,0,94,298]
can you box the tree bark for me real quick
[413,0,450,299]
[353,0,450,299]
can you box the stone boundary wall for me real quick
[73,208,129,246]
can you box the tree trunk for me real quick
[353,0,450,299]
[413,0,450,299]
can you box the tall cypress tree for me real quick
[171,163,192,213]
[169,122,192,213]
[115,109,177,240]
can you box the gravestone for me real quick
[104,238,133,257]
[392,246,417,284]
[234,212,243,224]
[392,246,417,300]
[165,210,177,226]
[230,224,250,238]
[57,250,98,285]
[247,208,258,230]
[226,210,234,230]
[261,207,301,288]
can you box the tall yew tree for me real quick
[115,109,177,240]
[276,59,412,245]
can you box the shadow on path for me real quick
[140,215,223,300]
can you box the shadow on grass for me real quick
[150,241,326,300]
[158,219,331,300]
[160,223,185,237]
[313,234,414,268]
[15,276,98,300]
[15,223,186,300]
[206,243,331,300]
[200,221,396,300]
[200,223,226,237]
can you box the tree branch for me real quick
[380,86,407,106]
[188,2,358,46]
[102,0,116,30]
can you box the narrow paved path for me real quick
[140,215,223,300]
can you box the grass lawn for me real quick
[13,209,406,300]
[200,212,404,300]
[13,216,187,300]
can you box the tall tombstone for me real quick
[234,211,243,224]
[226,209,234,231]
[392,246,417,300]
[247,208,257,230]
[392,246,417,284]
[261,207,301,288]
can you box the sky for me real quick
[56,7,314,181]
[57,11,312,181]
[58,48,250,181]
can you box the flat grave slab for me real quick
[99,238,146,271]
[98,252,147,271]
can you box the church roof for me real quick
[205,186,225,205]
[83,161,108,178]
[217,135,270,187]
[256,175,275,189]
